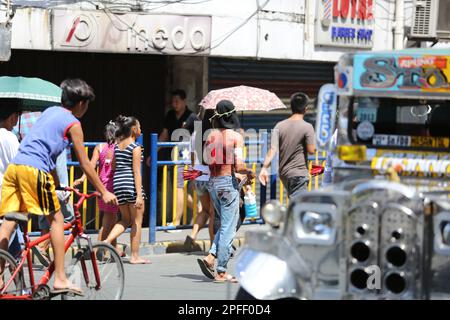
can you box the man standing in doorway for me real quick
[259,92,316,200]
[147,89,192,231]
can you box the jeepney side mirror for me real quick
[261,200,287,228]
[315,84,338,152]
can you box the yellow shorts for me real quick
[0,164,60,216]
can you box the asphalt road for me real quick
[121,252,240,300]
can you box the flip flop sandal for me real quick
[197,259,215,279]
[51,288,84,297]
[213,276,238,283]
[129,259,151,264]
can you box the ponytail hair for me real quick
[104,121,117,145]
[115,115,138,139]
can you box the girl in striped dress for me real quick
[74,122,123,255]
[105,115,149,264]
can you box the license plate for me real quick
[372,134,411,147]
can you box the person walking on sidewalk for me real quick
[74,121,123,256]
[104,115,150,264]
[197,100,253,283]
[183,111,214,249]
[259,92,316,200]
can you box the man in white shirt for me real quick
[0,100,21,257]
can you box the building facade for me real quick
[1,0,411,141]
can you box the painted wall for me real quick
[10,0,401,62]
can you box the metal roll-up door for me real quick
[209,57,333,129]
[208,57,335,102]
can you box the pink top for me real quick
[98,143,118,213]
[99,143,115,192]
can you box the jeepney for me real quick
[235,48,450,300]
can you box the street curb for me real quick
[134,237,245,255]
[34,237,246,266]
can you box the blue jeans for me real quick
[8,226,24,259]
[208,176,240,273]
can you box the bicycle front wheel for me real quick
[0,249,24,298]
[64,243,124,300]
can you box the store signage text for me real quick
[315,0,375,49]
[332,0,374,20]
[127,19,208,52]
[359,56,450,90]
[53,10,212,55]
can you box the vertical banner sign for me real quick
[315,84,338,150]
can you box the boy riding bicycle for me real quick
[0,79,118,296]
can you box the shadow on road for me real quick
[161,273,213,283]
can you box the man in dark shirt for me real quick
[147,89,192,230]
[160,89,192,144]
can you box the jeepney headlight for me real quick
[293,203,338,245]
[442,222,450,246]
[261,201,286,227]
[301,211,332,234]
[433,212,450,254]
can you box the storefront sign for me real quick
[52,9,212,55]
[315,0,374,49]
[353,53,450,93]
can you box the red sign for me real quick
[333,0,374,20]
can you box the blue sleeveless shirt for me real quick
[13,107,80,173]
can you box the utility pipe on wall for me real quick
[394,0,405,49]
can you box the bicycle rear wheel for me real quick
[0,249,24,298]
[63,243,124,300]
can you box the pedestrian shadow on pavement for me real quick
[161,273,213,283]
[183,251,205,257]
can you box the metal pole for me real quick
[260,131,268,208]
[149,133,158,244]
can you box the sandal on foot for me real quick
[51,287,84,297]
[197,259,215,279]
[214,274,238,283]
[129,259,151,264]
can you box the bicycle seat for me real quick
[4,212,29,228]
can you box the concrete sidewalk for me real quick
[115,223,269,256]
[31,223,269,263]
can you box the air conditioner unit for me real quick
[436,0,450,40]
[410,0,439,39]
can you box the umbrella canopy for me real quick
[0,76,61,111]
[199,85,286,111]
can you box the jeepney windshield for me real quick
[348,97,450,151]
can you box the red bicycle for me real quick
[0,187,124,300]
